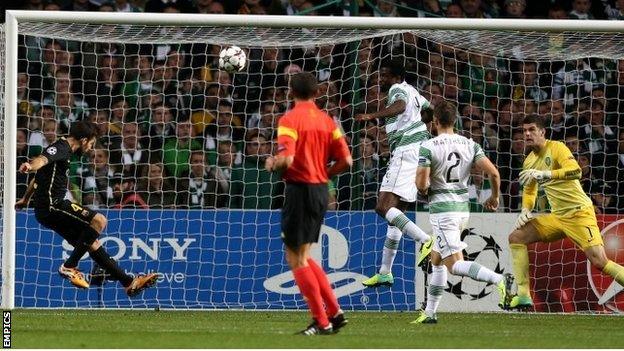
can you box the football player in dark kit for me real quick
[265,72,353,335]
[16,120,158,296]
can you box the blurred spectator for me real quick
[552,59,597,107]
[91,147,117,207]
[375,0,399,16]
[445,3,464,17]
[602,0,624,20]
[569,0,594,19]
[591,182,617,214]
[355,133,381,210]
[512,61,547,103]
[109,122,150,175]
[460,0,491,18]
[136,163,177,208]
[162,120,203,177]
[178,150,228,208]
[547,5,569,19]
[16,128,42,200]
[502,0,526,18]
[114,0,141,12]
[230,132,282,209]
[547,99,573,140]
[579,99,618,170]
[144,104,175,150]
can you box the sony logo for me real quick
[62,237,196,261]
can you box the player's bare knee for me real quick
[91,214,107,233]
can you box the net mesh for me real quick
[8,20,624,311]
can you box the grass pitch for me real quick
[13,309,624,348]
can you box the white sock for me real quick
[451,260,502,284]
[380,226,402,275]
[425,265,447,317]
[385,207,430,243]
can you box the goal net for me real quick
[3,13,624,313]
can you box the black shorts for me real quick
[281,183,328,249]
[34,199,97,246]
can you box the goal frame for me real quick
[3,10,623,309]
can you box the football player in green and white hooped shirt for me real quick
[412,101,511,324]
[356,59,434,288]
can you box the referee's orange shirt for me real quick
[277,101,350,184]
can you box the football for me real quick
[219,46,247,73]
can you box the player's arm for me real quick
[356,99,406,122]
[327,129,353,178]
[416,145,432,196]
[519,142,581,184]
[474,155,501,211]
[550,143,581,180]
[18,155,49,174]
[514,164,538,230]
[15,177,36,210]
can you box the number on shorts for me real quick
[436,235,445,249]
[71,203,83,212]
[446,152,461,183]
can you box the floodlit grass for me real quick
[12,309,624,348]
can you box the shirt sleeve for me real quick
[550,142,582,180]
[276,117,297,157]
[521,158,537,210]
[472,142,485,162]
[418,144,432,167]
[415,90,431,110]
[329,126,351,161]
[41,140,71,163]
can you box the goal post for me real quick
[3,10,624,312]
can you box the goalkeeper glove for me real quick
[519,169,551,187]
[514,208,534,230]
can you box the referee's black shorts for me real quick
[281,182,329,250]
[34,199,98,246]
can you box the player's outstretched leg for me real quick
[58,240,90,289]
[83,214,158,297]
[411,264,446,324]
[584,245,624,292]
[450,260,511,309]
[508,225,541,310]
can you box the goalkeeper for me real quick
[507,114,624,310]
[15,121,158,297]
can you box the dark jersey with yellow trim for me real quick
[32,138,73,209]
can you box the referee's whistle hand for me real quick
[19,162,32,174]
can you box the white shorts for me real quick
[430,213,469,259]
[379,147,419,203]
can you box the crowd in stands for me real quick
[10,0,624,213]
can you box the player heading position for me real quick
[265,72,353,335]
[357,59,433,288]
[16,120,158,296]
[508,114,624,310]
[413,101,511,323]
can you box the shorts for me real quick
[430,213,470,259]
[531,206,603,250]
[379,147,419,203]
[34,199,97,246]
[281,183,328,250]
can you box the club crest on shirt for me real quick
[545,156,551,167]
[47,146,57,155]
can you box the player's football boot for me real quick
[497,273,514,309]
[297,320,335,336]
[125,273,159,297]
[362,273,394,287]
[410,310,437,324]
[508,295,533,311]
[417,237,434,267]
[58,264,90,289]
[329,311,348,332]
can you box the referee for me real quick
[265,72,353,335]
[16,120,158,296]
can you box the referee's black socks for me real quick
[89,246,134,287]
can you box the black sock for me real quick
[89,246,133,287]
[64,244,88,268]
